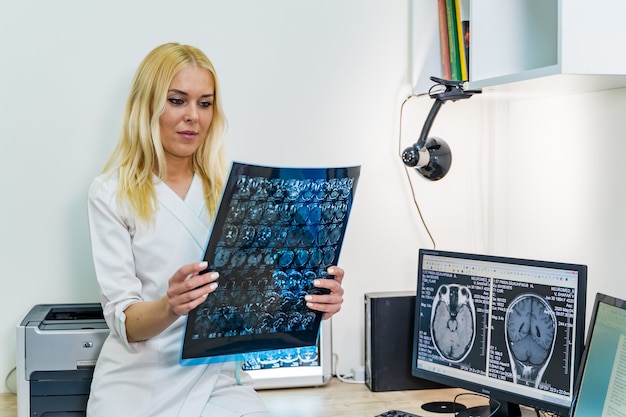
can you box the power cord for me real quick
[454,392,500,417]
[535,410,560,417]
[5,367,16,394]
[452,393,562,417]
[333,353,365,384]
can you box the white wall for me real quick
[0,0,419,391]
[495,87,626,321]
[2,0,625,396]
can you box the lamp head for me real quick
[401,77,480,181]
[402,136,452,181]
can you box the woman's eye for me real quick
[199,100,213,108]
[168,98,184,105]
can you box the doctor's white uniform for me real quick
[86,172,270,417]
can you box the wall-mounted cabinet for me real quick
[469,0,557,88]
[470,0,626,91]
[412,0,626,93]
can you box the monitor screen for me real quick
[412,249,587,417]
[570,293,626,417]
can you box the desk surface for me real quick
[260,378,537,417]
[0,377,537,417]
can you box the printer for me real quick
[16,303,109,417]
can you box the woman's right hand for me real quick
[166,261,220,317]
[124,261,219,342]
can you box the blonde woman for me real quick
[86,43,345,417]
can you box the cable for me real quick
[535,410,560,417]
[336,373,364,384]
[398,93,437,249]
[332,353,365,384]
[453,392,500,417]
[5,367,16,394]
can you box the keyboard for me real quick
[375,410,421,417]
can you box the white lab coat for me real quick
[86,172,269,417]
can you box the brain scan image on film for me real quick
[504,293,557,388]
[430,284,476,363]
[185,164,359,357]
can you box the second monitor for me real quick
[412,249,587,417]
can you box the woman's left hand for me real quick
[305,266,345,320]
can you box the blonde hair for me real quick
[104,42,227,222]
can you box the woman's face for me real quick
[159,65,215,163]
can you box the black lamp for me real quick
[401,77,480,181]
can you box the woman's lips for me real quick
[178,130,197,140]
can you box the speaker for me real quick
[364,291,445,392]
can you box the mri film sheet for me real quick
[182,162,360,361]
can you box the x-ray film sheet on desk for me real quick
[181,162,360,364]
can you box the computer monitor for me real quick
[569,293,626,417]
[412,249,587,417]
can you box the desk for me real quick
[0,377,537,417]
[260,378,536,416]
